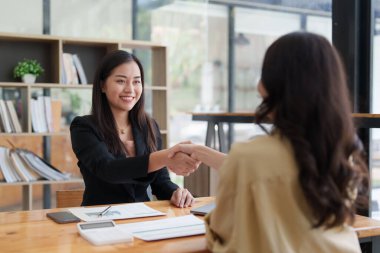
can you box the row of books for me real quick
[31,96,62,133]
[0,146,71,183]
[0,99,22,133]
[61,53,88,85]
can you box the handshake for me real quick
[164,142,226,176]
[165,142,201,176]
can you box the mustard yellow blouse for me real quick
[205,134,361,253]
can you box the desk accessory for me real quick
[77,220,133,246]
[190,202,215,216]
[47,211,81,224]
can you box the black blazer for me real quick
[70,115,178,206]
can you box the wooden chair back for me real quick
[56,189,84,208]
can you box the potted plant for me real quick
[13,59,44,83]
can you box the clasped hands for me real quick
[166,142,200,176]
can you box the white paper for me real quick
[69,203,165,222]
[119,215,205,241]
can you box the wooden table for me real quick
[354,214,380,251]
[0,197,212,253]
[0,197,379,252]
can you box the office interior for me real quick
[0,0,378,223]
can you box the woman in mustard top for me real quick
[170,32,368,252]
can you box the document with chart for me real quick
[68,203,165,222]
[119,215,206,241]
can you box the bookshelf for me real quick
[0,32,168,210]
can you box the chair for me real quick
[56,189,84,208]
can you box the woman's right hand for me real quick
[166,143,200,176]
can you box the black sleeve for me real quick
[150,120,179,200]
[70,116,150,184]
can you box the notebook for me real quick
[190,202,216,216]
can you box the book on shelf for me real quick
[37,96,48,132]
[0,146,71,183]
[62,53,79,84]
[0,99,22,133]
[6,100,22,133]
[51,99,62,132]
[0,163,4,182]
[30,99,40,133]
[0,100,13,133]
[31,96,62,133]
[31,97,47,133]
[43,96,53,132]
[60,57,67,84]
[72,54,88,84]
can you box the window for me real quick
[371,3,380,219]
[145,1,228,147]
[233,2,331,141]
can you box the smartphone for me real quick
[190,202,215,216]
[47,211,81,224]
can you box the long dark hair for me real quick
[256,32,368,228]
[91,50,157,155]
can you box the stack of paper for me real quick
[119,215,206,241]
[68,203,165,222]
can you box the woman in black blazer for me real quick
[70,50,197,207]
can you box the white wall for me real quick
[0,0,42,34]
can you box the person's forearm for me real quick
[194,146,227,170]
[148,149,169,173]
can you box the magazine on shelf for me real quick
[0,147,22,182]
[0,146,71,183]
[17,149,71,181]
[9,150,40,181]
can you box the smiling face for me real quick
[101,61,143,114]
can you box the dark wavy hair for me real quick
[256,32,368,228]
[91,50,157,155]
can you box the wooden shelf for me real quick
[0,178,83,186]
[0,132,68,136]
[0,82,93,89]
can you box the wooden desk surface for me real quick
[0,197,379,253]
[0,197,213,253]
[354,215,380,238]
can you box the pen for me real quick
[98,206,111,217]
